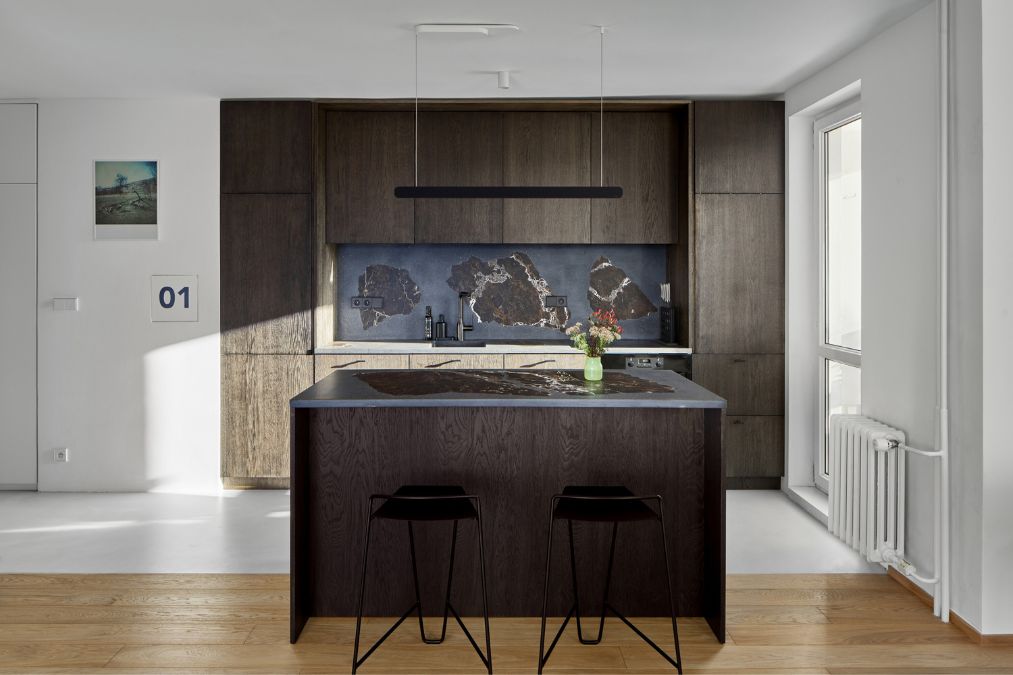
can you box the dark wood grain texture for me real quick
[221,101,313,194]
[415,112,503,243]
[221,355,313,480]
[502,112,591,243]
[220,194,313,355]
[694,194,785,354]
[694,101,785,194]
[591,112,677,244]
[291,406,724,643]
[325,111,414,243]
[290,407,309,643]
[692,354,785,415]
[724,416,785,478]
[318,99,691,112]
[668,105,693,346]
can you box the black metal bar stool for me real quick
[537,486,682,674]
[352,485,492,674]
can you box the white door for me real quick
[0,103,37,489]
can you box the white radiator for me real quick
[827,415,906,563]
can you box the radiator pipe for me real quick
[937,0,952,624]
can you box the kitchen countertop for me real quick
[314,338,691,355]
[291,368,723,409]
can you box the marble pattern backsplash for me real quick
[336,245,666,340]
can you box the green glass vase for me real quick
[583,356,603,381]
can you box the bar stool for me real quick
[352,485,492,674]
[537,486,682,674]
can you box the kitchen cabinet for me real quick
[221,354,313,481]
[314,354,409,381]
[408,353,505,369]
[503,353,585,370]
[591,112,677,244]
[694,101,785,194]
[724,416,784,478]
[221,194,313,355]
[692,354,784,416]
[415,112,504,243]
[326,111,414,243]
[503,112,591,243]
[694,193,784,354]
[221,101,313,194]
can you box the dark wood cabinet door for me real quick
[415,112,503,243]
[695,194,784,353]
[694,101,784,194]
[221,101,312,194]
[221,354,313,480]
[221,194,313,354]
[325,111,414,243]
[591,112,677,244]
[725,415,784,478]
[692,354,785,415]
[503,112,591,243]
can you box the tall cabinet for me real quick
[692,101,785,488]
[220,101,315,488]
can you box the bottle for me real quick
[435,314,448,339]
[424,306,434,340]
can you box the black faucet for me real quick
[456,291,474,342]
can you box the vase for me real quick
[583,356,603,381]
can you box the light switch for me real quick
[53,298,79,311]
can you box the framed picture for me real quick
[94,160,158,240]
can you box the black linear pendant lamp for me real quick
[395,24,622,200]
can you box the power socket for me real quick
[350,296,384,310]
[544,295,567,308]
[54,448,69,463]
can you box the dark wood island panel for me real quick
[291,402,724,643]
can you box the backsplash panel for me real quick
[336,245,666,340]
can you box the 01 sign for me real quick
[150,274,198,322]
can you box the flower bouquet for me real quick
[565,309,623,381]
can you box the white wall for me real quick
[979,0,1013,635]
[0,103,37,488]
[785,1,941,590]
[36,99,221,493]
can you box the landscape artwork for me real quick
[94,160,158,226]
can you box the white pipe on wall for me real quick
[937,0,952,624]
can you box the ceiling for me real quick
[0,0,930,100]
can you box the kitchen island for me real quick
[290,369,726,642]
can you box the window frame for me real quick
[814,100,862,492]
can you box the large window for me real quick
[815,104,862,491]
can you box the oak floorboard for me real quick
[0,573,1005,674]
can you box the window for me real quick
[815,103,861,492]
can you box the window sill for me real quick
[784,485,829,526]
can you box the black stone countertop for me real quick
[291,369,725,409]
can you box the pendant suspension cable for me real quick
[411,30,419,185]
[599,26,605,186]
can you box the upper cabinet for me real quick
[326,111,414,244]
[415,112,503,243]
[221,101,312,194]
[591,112,678,244]
[503,112,592,244]
[694,101,785,194]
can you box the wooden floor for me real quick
[0,574,1010,674]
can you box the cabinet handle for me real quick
[520,359,555,368]
[732,358,746,363]
[332,359,366,369]
[731,419,744,425]
[426,359,462,368]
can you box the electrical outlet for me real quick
[54,448,69,463]
[544,295,567,308]
[350,296,384,310]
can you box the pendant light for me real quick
[394,25,622,199]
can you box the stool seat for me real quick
[553,486,660,523]
[372,485,478,522]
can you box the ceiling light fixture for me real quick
[395,24,622,200]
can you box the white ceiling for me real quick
[0,0,930,100]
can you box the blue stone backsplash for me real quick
[336,245,666,341]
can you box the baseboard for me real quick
[222,477,290,489]
[726,477,780,489]
[887,567,1013,644]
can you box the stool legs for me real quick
[409,520,457,644]
[569,520,617,645]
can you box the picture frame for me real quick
[93,160,159,240]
